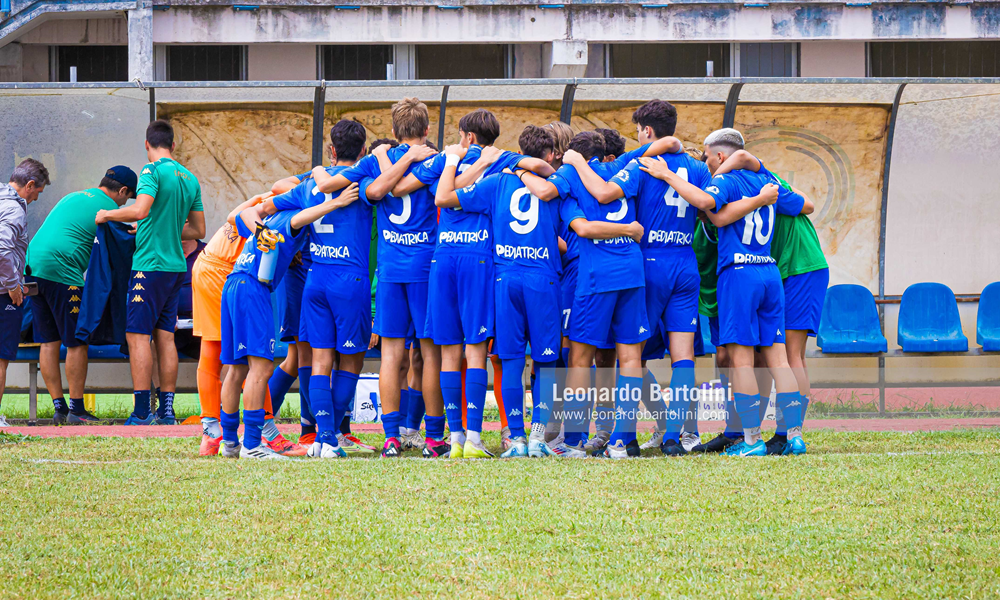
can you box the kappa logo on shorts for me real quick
[68,286,79,291]
[691,318,698,326]
[510,408,522,416]
[279,326,286,333]
[343,341,356,348]
[132,283,144,291]
[70,307,79,314]
[479,326,488,335]
[750,399,761,407]
[777,329,783,337]
[134,272,145,279]
[238,343,246,351]
[131,295,143,303]
[69,295,81,302]
[542,348,555,356]
[639,326,648,334]
[4,305,16,311]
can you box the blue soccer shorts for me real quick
[783,268,830,337]
[220,273,276,365]
[27,276,85,347]
[559,258,579,337]
[301,268,371,354]
[570,286,650,349]
[125,270,185,335]
[277,261,307,342]
[495,269,562,362]
[426,252,494,346]
[644,254,700,335]
[0,292,22,361]
[709,315,720,348]
[642,325,668,360]
[717,264,785,348]
[375,280,430,340]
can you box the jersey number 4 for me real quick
[663,167,690,217]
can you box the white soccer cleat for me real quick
[239,445,290,460]
[0,415,9,428]
[603,440,631,459]
[681,431,701,452]
[500,437,528,458]
[528,438,556,458]
[550,443,587,458]
[219,441,242,458]
[640,429,666,450]
[308,442,348,458]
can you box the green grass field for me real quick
[2,429,999,599]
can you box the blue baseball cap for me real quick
[105,165,138,198]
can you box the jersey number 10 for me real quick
[741,203,774,245]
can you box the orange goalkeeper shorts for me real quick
[191,255,233,342]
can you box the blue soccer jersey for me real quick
[611,153,712,256]
[231,210,310,292]
[456,172,584,276]
[272,166,373,277]
[705,168,805,273]
[549,162,643,295]
[342,145,438,282]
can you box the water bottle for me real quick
[256,224,280,284]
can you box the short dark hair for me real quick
[146,120,174,149]
[424,140,439,152]
[569,131,606,162]
[518,125,555,159]
[596,128,626,158]
[459,109,500,146]
[10,158,50,187]
[100,176,128,196]
[370,138,399,152]
[330,119,367,162]
[632,99,678,138]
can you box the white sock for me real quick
[467,430,482,445]
[529,422,546,441]
[202,417,222,438]
[450,431,466,445]
[743,426,762,445]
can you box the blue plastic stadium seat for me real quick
[897,282,968,352]
[976,282,1000,351]
[816,284,888,353]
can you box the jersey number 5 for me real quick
[663,167,690,217]
[510,188,539,234]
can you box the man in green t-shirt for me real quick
[26,166,137,424]
[96,120,206,426]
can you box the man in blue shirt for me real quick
[436,125,644,458]
[312,98,447,458]
[386,109,555,459]
[218,183,359,459]
[654,128,815,457]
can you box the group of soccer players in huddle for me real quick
[195,95,829,460]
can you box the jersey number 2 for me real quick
[312,188,335,233]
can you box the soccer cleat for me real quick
[723,439,767,457]
[52,410,69,426]
[501,437,528,458]
[220,441,242,458]
[528,438,555,458]
[68,410,100,424]
[0,415,8,428]
[199,434,222,456]
[640,430,665,450]
[601,439,631,459]
[544,423,564,447]
[500,426,514,452]
[298,432,316,448]
[626,439,641,457]
[782,436,807,456]
[583,429,611,453]
[338,433,376,455]
[240,445,290,460]
[154,412,176,426]
[401,431,426,451]
[123,413,155,426]
[660,438,689,457]
[765,434,789,456]
[381,437,402,458]
[345,434,378,453]
[308,442,348,458]
[266,434,308,457]
[422,438,450,458]
[691,433,739,454]
[680,431,701,452]
[448,441,464,459]
[463,439,495,459]
[551,442,587,458]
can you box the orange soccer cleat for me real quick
[199,434,222,457]
[343,434,378,452]
[298,432,316,448]
[266,434,308,457]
